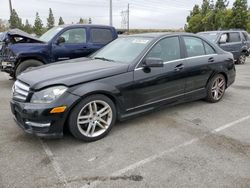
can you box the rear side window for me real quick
[242,32,249,41]
[203,42,216,54]
[146,36,181,62]
[183,36,205,57]
[228,32,241,43]
[91,28,113,43]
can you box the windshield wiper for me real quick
[93,57,114,62]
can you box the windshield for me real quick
[92,37,153,63]
[39,27,63,42]
[199,33,219,42]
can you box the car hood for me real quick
[17,58,129,90]
[7,29,44,43]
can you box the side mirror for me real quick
[143,57,164,68]
[56,36,65,45]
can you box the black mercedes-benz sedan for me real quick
[10,33,236,141]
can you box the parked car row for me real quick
[0,25,118,78]
[10,32,236,141]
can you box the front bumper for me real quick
[10,92,80,138]
[0,60,15,74]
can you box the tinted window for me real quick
[203,42,216,54]
[91,28,113,43]
[242,32,249,41]
[146,37,181,62]
[60,28,86,44]
[228,32,241,43]
[183,37,205,57]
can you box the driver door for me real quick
[129,36,186,110]
[52,28,89,62]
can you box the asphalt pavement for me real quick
[0,59,250,188]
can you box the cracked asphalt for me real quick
[0,59,250,188]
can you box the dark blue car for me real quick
[0,24,118,78]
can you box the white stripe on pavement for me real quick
[81,114,250,188]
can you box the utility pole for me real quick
[109,0,113,26]
[127,3,130,34]
[9,0,13,15]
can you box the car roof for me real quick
[199,30,247,34]
[126,32,195,39]
[56,24,116,29]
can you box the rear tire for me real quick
[236,53,246,64]
[15,59,43,78]
[205,74,226,103]
[69,94,116,142]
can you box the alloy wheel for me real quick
[77,100,113,138]
[211,76,226,101]
[239,54,246,64]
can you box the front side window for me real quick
[60,28,86,44]
[183,36,205,57]
[146,37,181,62]
[91,29,113,43]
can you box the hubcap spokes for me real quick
[211,77,225,100]
[77,101,112,137]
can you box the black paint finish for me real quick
[11,33,236,137]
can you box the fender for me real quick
[68,82,126,115]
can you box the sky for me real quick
[0,0,243,29]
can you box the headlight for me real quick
[30,86,67,104]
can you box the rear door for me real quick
[52,27,89,61]
[88,28,115,54]
[182,36,215,93]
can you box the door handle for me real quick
[174,64,184,71]
[208,57,214,63]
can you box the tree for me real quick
[23,19,33,33]
[0,19,8,32]
[58,16,64,25]
[78,18,87,24]
[185,5,203,32]
[9,9,23,29]
[214,0,229,29]
[47,8,55,29]
[247,9,250,32]
[33,12,43,36]
[230,0,249,30]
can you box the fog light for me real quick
[50,106,67,114]
[25,121,51,128]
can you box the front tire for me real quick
[69,94,116,142]
[205,74,226,103]
[15,59,43,78]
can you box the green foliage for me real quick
[9,9,23,29]
[33,12,43,36]
[23,19,33,33]
[47,8,55,29]
[231,0,249,30]
[185,0,250,33]
[0,19,8,32]
[58,17,64,25]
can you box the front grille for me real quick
[12,80,30,102]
